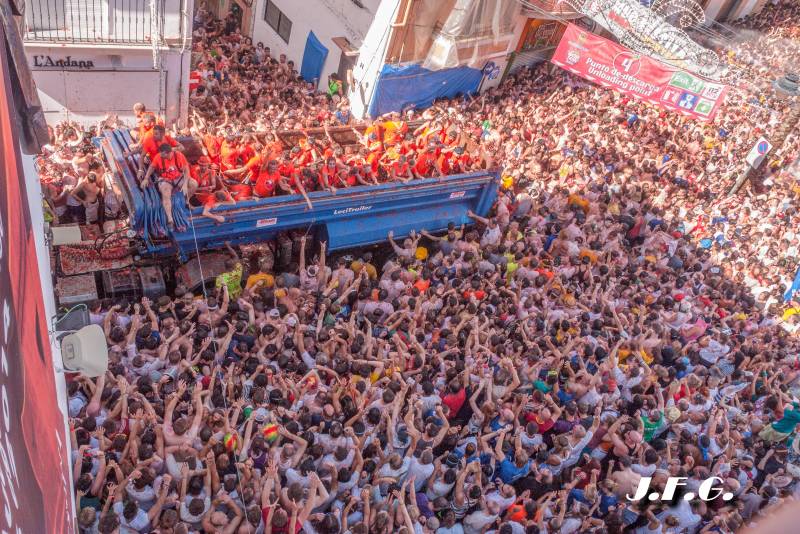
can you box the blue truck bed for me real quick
[99,129,500,260]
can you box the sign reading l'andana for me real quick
[32,55,95,69]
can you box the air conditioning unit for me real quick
[60,325,109,377]
[54,306,108,377]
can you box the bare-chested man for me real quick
[71,172,103,224]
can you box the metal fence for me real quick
[23,0,165,44]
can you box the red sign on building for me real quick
[0,17,74,534]
[551,23,728,121]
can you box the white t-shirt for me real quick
[405,457,435,491]
[436,524,465,534]
[464,510,498,534]
[113,501,150,533]
[180,496,210,528]
[481,226,502,247]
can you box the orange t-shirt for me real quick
[244,154,266,181]
[382,121,407,145]
[219,141,240,171]
[506,503,527,524]
[365,124,383,143]
[203,134,221,160]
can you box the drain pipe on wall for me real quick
[177,0,191,127]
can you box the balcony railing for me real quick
[23,0,165,44]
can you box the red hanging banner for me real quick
[551,23,728,121]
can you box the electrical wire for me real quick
[186,209,208,300]
[182,205,251,511]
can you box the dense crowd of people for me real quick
[43,1,800,533]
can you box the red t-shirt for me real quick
[192,167,215,189]
[392,161,410,178]
[523,413,555,433]
[278,161,296,178]
[261,508,301,534]
[254,170,280,198]
[151,151,188,181]
[239,144,256,163]
[414,153,436,176]
[319,166,339,189]
[141,130,178,160]
[442,388,466,416]
[244,154,266,182]
[437,152,453,175]
[452,154,472,173]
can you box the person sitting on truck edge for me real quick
[389,154,416,183]
[190,157,222,206]
[277,165,314,211]
[414,143,442,178]
[252,159,281,198]
[141,143,195,230]
[225,146,279,198]
[201,190,236,224]
[276,150,297,183]
[316,156,341,193]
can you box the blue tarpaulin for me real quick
[300,31,328,86]
[369,63,483,117]
[785,266,800,302]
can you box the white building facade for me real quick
[238,0,775,121]
[22,0,193,125]
[251,0,381,92]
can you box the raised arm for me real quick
[466,209,489,226]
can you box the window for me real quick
[263,0,292,43]
[278,14,292,43]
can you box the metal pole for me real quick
[729,98,800,195]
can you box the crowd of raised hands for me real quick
[63,1,800,534]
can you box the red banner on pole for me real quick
[551,23,728,121]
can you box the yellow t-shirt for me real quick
[351,261,377,280]
[783,307,800,321]
[246,272,275,290]
[618,348,653,365]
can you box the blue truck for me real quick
[98,126,500,268]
